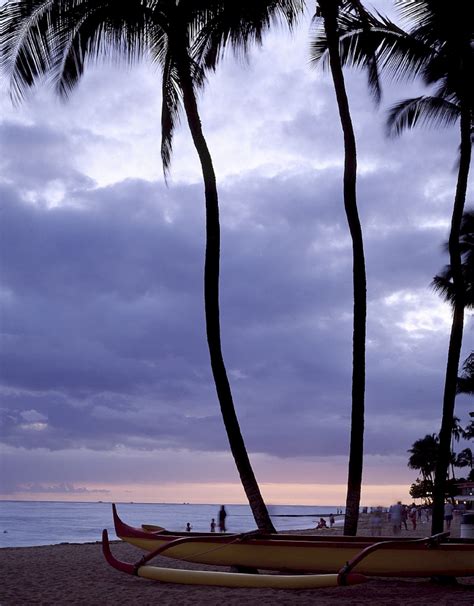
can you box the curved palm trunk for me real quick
[431,105,471,534]
[319,0,367,536]
[176,53,276,533]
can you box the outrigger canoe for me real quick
[102,529,366,588]
[111,505,474,578]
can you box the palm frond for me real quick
[160,47,181,177]
[457,352,474,395]
[432,209,474,309]
[1,0,157,102]
[432,271,455,306]
[1,0,60,102]
[386,95,460,137]
[311,8,434,84]
[194,0,304,71]
[55,0,157,97]
[310,4,380,101]
[396,0,431,33]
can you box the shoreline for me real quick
[1,515,473,605]
[1,509,464,550]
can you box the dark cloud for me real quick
[0,161,465,465]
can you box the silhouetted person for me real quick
[444,502,454,530]
[210,518,216,532]
[218,506,227,532]
[389,501,403,535]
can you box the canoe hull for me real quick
[118,535,474,577]
[113,507,474,577]
[102,529,366,588]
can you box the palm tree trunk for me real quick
[319,1,367,537]
[431,104,471,534]
[175,52,276,533]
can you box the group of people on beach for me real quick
[387,502,419,535]
[186,505,227,533]
[185,501,456,536]
[312,502,455,536]
[315,513,336,530]
[384,501,455,535]
[211,505,227,532]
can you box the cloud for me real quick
[16,482,110,494]
[0,6,472,502]
[0,161,464,461]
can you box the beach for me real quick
[1,514,472,605]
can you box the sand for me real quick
[1,514,473,605]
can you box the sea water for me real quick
[0,501,345,548]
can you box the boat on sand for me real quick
[110,504,474,578]
[102,529,366,588]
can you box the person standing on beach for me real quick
[444,502,454,530]
[389,501,403,535]
[370,507,383,536]
[210,518,216,532]
[329,513,335,528]
[218,506,227,532]
[401,505,408,530]
[186,522,192,532]
[424,506,431,523]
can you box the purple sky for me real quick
[0,2,472,506]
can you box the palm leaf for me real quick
[194,0,304,71]
[311,8,434,90]
[432,209,474,309]
[1,0,156,101]
[1,0,60,102]
[159,48,182,176]
[386,95,460,137]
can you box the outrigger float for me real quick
[107,504,474,581]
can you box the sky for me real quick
[0,2,473,508]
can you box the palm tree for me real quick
[408,428,471,485]
[408,434,439,483]
[311,0,379,535]
[431,206,474,526]
[454,447,473,473]
[433,211,474,310]
[0,0,302,532]
[457,357,474,477]
[327,0,473,535]
[458,353,474,396]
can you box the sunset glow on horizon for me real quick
[2,482,413,508]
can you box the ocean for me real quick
[0,501,345,548]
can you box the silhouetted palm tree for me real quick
[455,447,473,472]
[311,0,381,535]
[327,0,473,535]
[458,353,474,396]
[1,0,302,532]
[433,211,474,309]
[408,434,439,483]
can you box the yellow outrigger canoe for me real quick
[110,504,474,579]
[102,529,366,588]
